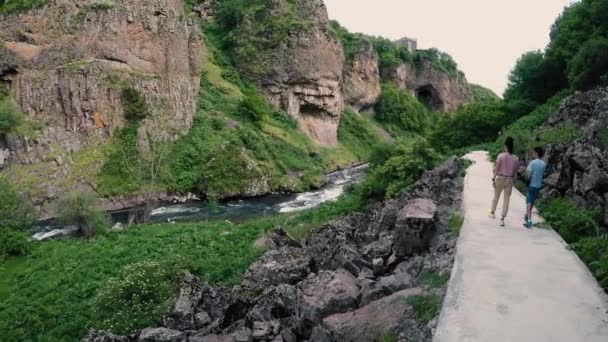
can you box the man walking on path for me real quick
[524,147,546,229]
[489,137,519,227]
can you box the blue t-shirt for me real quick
[527,159,546,188]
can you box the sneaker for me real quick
[500,218,505,227]
[488,210,496,219]
[523,220,532,229]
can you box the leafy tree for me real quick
[375,83,429,134]
[56,191,108,239]
[121,87,149,122]
[567,37,608,90]
[431,101,506,152]
[470,84,499,103]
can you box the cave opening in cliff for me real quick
[299,103,325,117]
[0,68,17,96]
[415,85,443,111]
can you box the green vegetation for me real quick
[448,212,464,237]
[375,83,432,137]
[503,0,608,119]
[93,260,182,335]
[329,20,365,62]
[358,137,442,199]
[431,100,506,153]
[538,198,601,244]
[0,176,35,259]
[338,109,387,161]
[416,270,451,289]
[56,191,109,239]
[0,97,23,135]
[121,87,150,122]
[0,0,47,14]
[407,294,441,324]
[573,238,608,292]
[470,84,500,103]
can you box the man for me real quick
[524,147,546,229]
[489,137,519,227]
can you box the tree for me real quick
[567,37,608,90]
[56,191,108,238]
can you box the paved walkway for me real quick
[434,151,608,342]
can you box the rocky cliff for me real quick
[0,0,202,208]
[343,40,381,112]
[232,0,344,146]
[532,87,608,223]
[385,61,472,112]
[84,157,464,342]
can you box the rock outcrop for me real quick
[386,61,471,112]
[343,40,381,112]
[0,0,202,210]
[83,157,464,342]
[526,87,608,222]
[234,0,344,146]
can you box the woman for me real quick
[489,137,519,227]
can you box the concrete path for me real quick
[434,151,608,342]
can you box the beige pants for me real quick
[491,176,513,218]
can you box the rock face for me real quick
[85,157,464,342]
[394,198,438,258]
[386,61,471,112]
[343,40,381,111]
[235,0,344,146]
[0,0,202,209]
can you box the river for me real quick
[33,164,367,239]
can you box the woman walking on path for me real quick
[489,137,519,227]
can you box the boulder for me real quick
[310,288,423,342]
[190,334,235,342]
[260,227,302,250]
[241,247,313,291]
[357,279,386,307]
[83,330,129,342]
[251,321,281,341]
[138,328,185,342]
[164,272,203,330]
[393,199,438,258]
[296,270,360,336]
[245,284,302,326]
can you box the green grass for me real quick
[407,294,441,324]
[416,271,450,289]
[448,212,464,237]
[0,219,272,341]
[0,0,47,14]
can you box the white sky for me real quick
[324,0,574,96]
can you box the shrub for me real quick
[0,175,35,231]
[0,229,31,258]
[375,83,430,135]
[430,100,506,153]
[407,294,441,323]
[0,0,47,14]
[238,91,271,122]
[56,191,108,238]
[567,37,608,90]
[121,87,149,122]
[573,238,608,292]
[93,260,182,334]
[538,198,599,243]
[358,137,442,199]
[0,97,23,135]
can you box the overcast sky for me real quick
[324,0,573,96]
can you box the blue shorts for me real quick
[527,186,542,204]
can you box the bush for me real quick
[121,87,149,122]
[567,37,608,90]
[0,176,35,231]
[0,229,31,258]
[238,91,271,122]
[93,260,182,334]
[573,238,608,292]
[56,191,108,238]
[0,0,47,14]
[430,100,506,153]
[375,83,430,135]
[358,137,442,199]
[538,198,600,243]
[407,294,441,323]
[0,97,23,135]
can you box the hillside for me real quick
[0,0,474,218]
